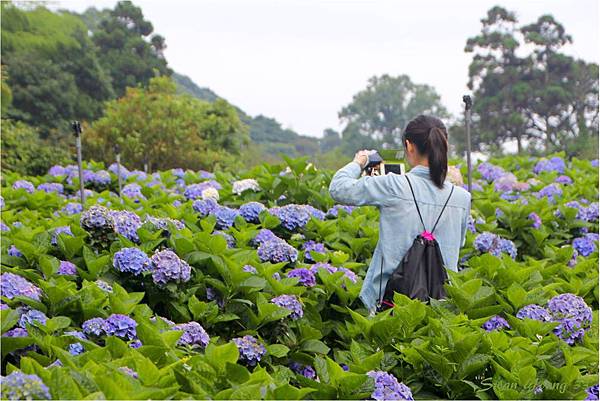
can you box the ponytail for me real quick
[402,115,449,190]
[426,126,448,189]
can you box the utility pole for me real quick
[71,121,86,208]
[462,95,473,193]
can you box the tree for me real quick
[319,128,341,153]
[83,76,249,171]
[91,1,171,97]
[339,74,448,148]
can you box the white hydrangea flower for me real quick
[232,179,261,195]
[201,187,220,201]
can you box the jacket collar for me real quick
[408,164,430,177]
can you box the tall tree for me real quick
[339,74,448,149]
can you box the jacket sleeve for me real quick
[328,161,401,207]
[460,191,472,247]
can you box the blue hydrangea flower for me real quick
[37,182,64,194]
[528,212,542,229]
[337,267,359,283]
[269,204,311,231]
[547,293,593,345]
[108,162,131,179]
[304,205,326,220]
[95,279,113,293]
[253,229,281,246]
[0,371,51,400]
[302,240,326,262]
[118,367,138,379]
[12,180,35,193]
[122,183,146,201]
[326,204,355,218]
[18,308,48,328]
[150,249,191,286]
[82,317,108,336]
[192,198,219,216]
[573,236,596,257]
[61,202,83,215]
[585,384,599,400]
[533,157,565,174]
[58,261,77,275]
[286,268,316,287]
[366,370,414,401]
[474,232,517,259]
[555,175,573,185]
[129,339,142,349]
[516,304,553,322]
[184,182,221,200]
[172,321,210,348]
[104,314,138,340]
[1,222,9,232]
[242,265,257,274]
[271,294,303,320]
[239,202,266,223]
[212,206,240,229]
[477,163,505,182]
[172,168,185,178]
[461,182,484,192]
[113,248,151,276]
[8,245,23,257]
[482,315,510,332]
[290,362,317,379]
[232,335,267,366]
[0,273,43,301]
[80,205,114,233]
[144,215,185,231]
[257,240,298,264]
[493,173,517,193]
[48,165,67,176]
[199,170,215,179]
[3,327,28,338]
[64,330,87,340]
[0,303,8,310]
[51,226,73,245]
[214,231,236,248]
[109,210,142,243]
[310,262,338,274]
[68,342,84,355]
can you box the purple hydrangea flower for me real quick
[129,339,142,349]
[80,205,114,233]
[18,308,48,328]
[337,267,359,283]
[108,163,130,179]
[326,204,355,218]
[477,163,505,182]
[461,182,484,192]
[1,222,9,232]
[233,335,267,366]
[58,261,77,275]
[48,165,66,176]
[242,265,258,274]
[61,202,83,215]
[367,370,414,401]
[144,215,185,231]
[12,180,35,193]
[534,184,563,203]
[82,317,107,336]
[172,321,210,348]
[184,182,221,200]
[493,173,517,193]
[528,212,542,229]
[214,231,236,248]
[3,327,28,337]
[199,170,214,179]
[192,198,219,216]
[104,314,137,340]
[286,268,317,287]
[585,384,599,400]
[573,236,596,257]
[239,202,266,223]
[0,303,8,310]
[310,262,338,274]
[150,249,192,286]
[482,315,511,332]
[212,206,240,229]
[533,157,565,174]
[467,216,476,233]
[591,160,599,168]
[304,205,326,221]
[290,362,317,379]
[253,229,281,246]
[68,343,84,355]
[474,232,517,259]
[8,245,23,257]
[64,330,87,340]
[0,273,43,301]
[121,183,146,201]
[109,210,142,243]
[37,182,64,194]
[95,279,113,293]
[271,294,303,319]
[269,204,311,231]
[118,366,138,379]
[547,293,593,345]
[51,226,74,245]
[172,168,185,178]
[258,240,298,264]
[113,248,151,276]
[555,175,573,185]
[0,371,51,400]
[302,240,326,262]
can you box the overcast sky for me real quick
[52,0,599,138]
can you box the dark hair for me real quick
[402,115,448,189]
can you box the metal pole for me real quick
[71,121,85,208]
[462,95,473,193]
[114,145,122,199]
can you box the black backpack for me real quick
[376,175,454,312]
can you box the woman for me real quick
[328,115,471,315]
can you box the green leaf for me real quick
[300,339,330,355]
[267,344,290,358]
[205,342,239,372]
[1,309,20,334]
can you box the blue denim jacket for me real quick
[328,161,471,311]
